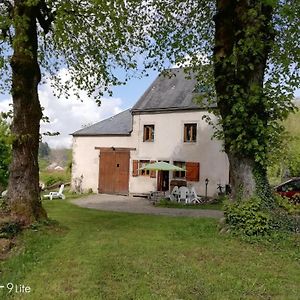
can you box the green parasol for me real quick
[138,161,185,171]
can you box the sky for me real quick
[0,68,299,149]
[0,69,160,148]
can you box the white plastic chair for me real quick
[44,184,65,200]
[189,186,203,204]
[169,186,179,202]
[179,186,190,204]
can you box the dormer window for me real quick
[143,125,154,142]
[184,123,197,142]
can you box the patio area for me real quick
[72,194,223,219]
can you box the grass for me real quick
[156,198,223,210]
[0,199,299,299]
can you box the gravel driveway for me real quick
[72,194,223,219]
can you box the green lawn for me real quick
[0,200,299,299]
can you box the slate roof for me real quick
[72,68,213,136]
[132,68,212,113]
[72,109,132,136]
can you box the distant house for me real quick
[54,166,64,171]
[46,163,64,171]
[71,68,229,197]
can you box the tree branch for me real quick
[36,0,55,34]
[0,0,13,42]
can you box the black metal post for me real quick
[205,178,209,198]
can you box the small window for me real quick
[139,160,150,176]
[143,125,155,142]
[184,123,197,142]
[173,161,186,179]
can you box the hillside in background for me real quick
[39,143,71,169]
[269,106,300,184]
[285,105,300,136]
[38,143,72,187]
[49,148,72,168]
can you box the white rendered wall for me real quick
[71,135,134,192]
[130,111,229,197]
[72,110,229,197]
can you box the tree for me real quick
[141,0,299,205]
[0,0,151,225]
[212,0,298,204]
[0,117,11,191]
[38,141,50,159]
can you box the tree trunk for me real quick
[213,1,274,204]
[228,154,256,200]
[7,1,47,225]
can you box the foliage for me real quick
[224,197,274,236]
[38,158,49,171]
[1,1,299,221]
[65,149,72,175]
[285,107,300,178]
[38,142,51,159]
[0,0,154,99]
[275,194,300,215]
[270,209,300,233]
[41,172,69,187]
[268,107,300,183]
[0,117,11,190]
[138,1,300,167]
[0,0,163,223]
[224,194,300,236]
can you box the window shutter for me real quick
[150,160,156,178]
[132,160,139,177]
[143,126,146,142]
[186,162,200,181]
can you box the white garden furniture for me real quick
[44,184,65,200]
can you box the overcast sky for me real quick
[0,69,159,148]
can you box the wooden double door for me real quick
[99,149,130,195]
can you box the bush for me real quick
[224,197,273,236]
[42,173,67,187]
[274,194,300,215]
[0,117,11,188]
[270,209,300,233]
[224,195,300,236]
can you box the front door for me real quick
[157,170,169,192]
[99,150,130,195]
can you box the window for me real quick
[139,160,150,176]
[143,125,155,142]
[173,161,186,179]
[184,123,197,142]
